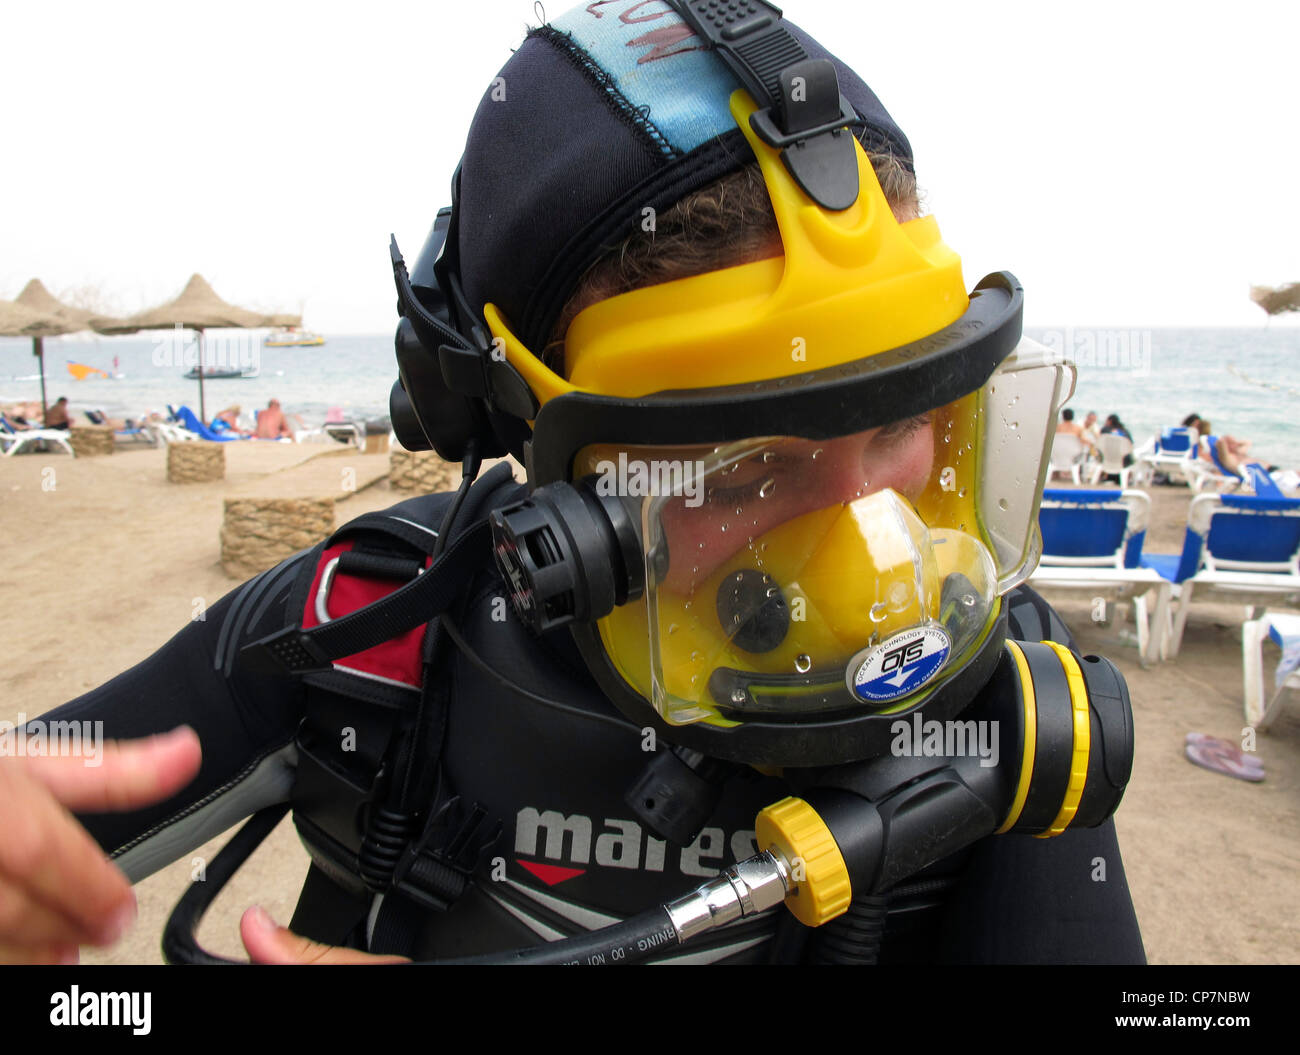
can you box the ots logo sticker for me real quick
[848,626,951,703]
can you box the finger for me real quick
[22,726,202,813]
[240,906,409,965]
[0,943,80,966]
[0,764,137,945]
[0,880,98,950]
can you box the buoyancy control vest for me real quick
[249,461,1092,964]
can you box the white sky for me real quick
[3,0,1298,333]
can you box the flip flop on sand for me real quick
[1184,732,1265,782]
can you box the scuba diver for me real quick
[4,0,1143,965]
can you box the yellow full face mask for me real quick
[577,403,1004,728]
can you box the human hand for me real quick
[0,726,202,964]
[239,906,410,964]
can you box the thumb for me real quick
[240,907,410,965]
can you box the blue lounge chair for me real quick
[1242,612,1300,730]
[1141,492,1300,657]
[174,405,240,442]
[1135,426,1199,486]
[1028,487,1173,664]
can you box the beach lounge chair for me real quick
[84,409,156,445]
[1028,487,1172,664]
[1141,492,1300,658]
[1048,432,1086,484]
[1134,426,1199,485]
[0,414,75,458]
[145,419,199,444]
[1241,612,1300,731]
[1086,433,1140,487]
[174,405,240,442]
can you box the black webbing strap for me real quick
[238,519,491,676]
[669,1,800,121]
[667,0,862,209]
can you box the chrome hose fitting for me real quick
[663,850,792,942]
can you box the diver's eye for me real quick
[874,414,933,446]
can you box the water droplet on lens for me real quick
[943,434,951,444]
[1009,421,1019,431]
[720,523,728,533]
[958,487,968,498]
[668,623,679,635]
[762,451,775,463]
[869,602,888,623]
[795,654,812,673]
[735,507,743,515]
[759,542,768,552]
[962,593,976,607]
[758,478,775,499]
[731,688,747,704]
[690,650,701,662]
[998,497,1009,511]
[765,586,778,598]
[812,448,823,460]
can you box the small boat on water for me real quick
[264,327,325,348]
[182,366,258,380]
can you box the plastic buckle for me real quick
[239,626,335,676]
[391,798,502,913]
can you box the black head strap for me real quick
[667,0,863,209]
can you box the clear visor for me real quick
[576,339,1074,727]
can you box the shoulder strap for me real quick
[239,463,518,676]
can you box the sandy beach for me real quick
[1,440,1297,965]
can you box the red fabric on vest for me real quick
[301,541,428,688]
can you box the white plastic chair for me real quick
[1086,433,1137,487]
[1242,612,1300,730]
[1048,432,1085,484]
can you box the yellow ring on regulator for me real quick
[1038,641,1092,837]
[755,797,852,927]
[995,640,1037,834]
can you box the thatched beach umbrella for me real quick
[95,274,284,422]
[0,298,81,420]
[1250,283,1300,316]
[13,279,131,419]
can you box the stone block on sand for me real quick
[221,497,334,579]
[389,448,458,493]
[68,424,114,457]
[168,441,225,483]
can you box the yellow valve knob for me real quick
[755,797,852,927]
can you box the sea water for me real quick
[4,326,1299,468]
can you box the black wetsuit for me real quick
[41,469,1146,964]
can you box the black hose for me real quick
[417,908,680,966]
[162,803,289,965]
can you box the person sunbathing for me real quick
[211,405,251,437]
[255,399,293,440]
